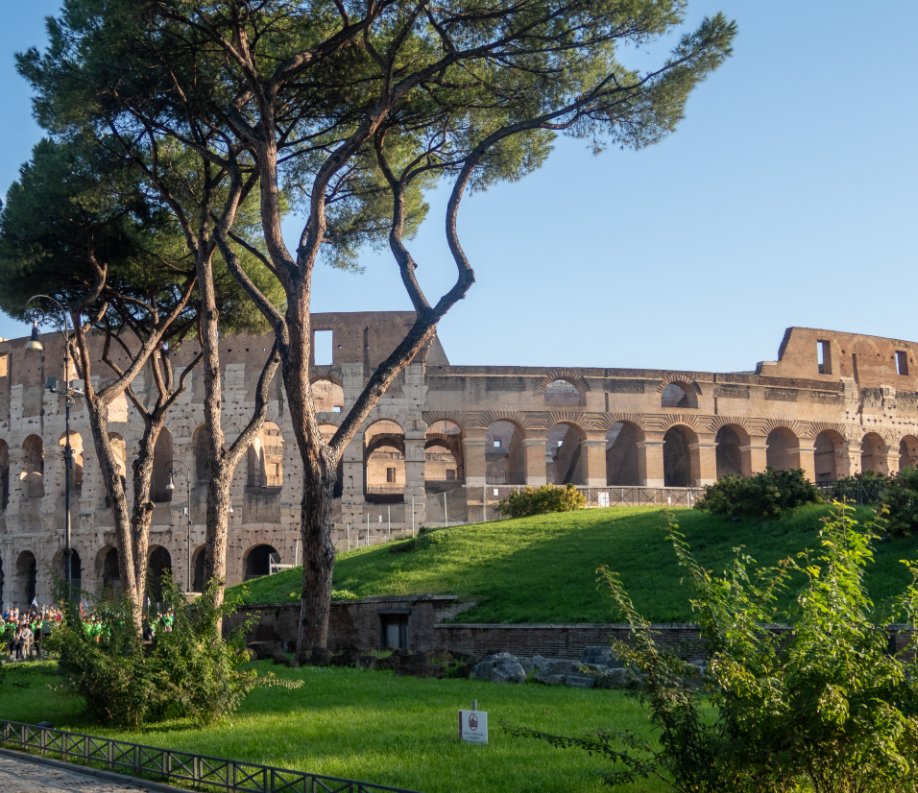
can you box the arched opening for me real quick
[53,548,82,598]
[244,544,279,580]
[0,440,8,509]
[151,428,174,502]
[147,546,172,605]
[861,433,888,475]
[313,379,345,413]
[425,420,464,485]
[15,551,37,607]
[899,436,918,471]
[544,379,582,407]
[22,435,44,498]
[664,425,699,487]
[661,381,698,409]
[486,421,525,485]
[766,427,801,472]
[716,425,749,479]
[247,421,284,490]
[192,425,211,485]
[814,430,845,482]
[191,545,207,592]
[546,422,587,485]
[59,431,85,492]
[96,546,121,598]
[365,420,405,501]
[606,422,642,485]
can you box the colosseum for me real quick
[0,312,916,608]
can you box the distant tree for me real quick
[21,0,736,659]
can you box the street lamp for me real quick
[25,294,83,604]
[165,460,192,593]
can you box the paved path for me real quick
[0,749,188,792]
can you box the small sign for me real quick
[458,709,488,744]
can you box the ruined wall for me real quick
[0,318,916,609]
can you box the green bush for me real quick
[880,466,918,537]
[694,468,821,518]
[516,504,918,792]
[51,576,255,728]
[496,484,586,518]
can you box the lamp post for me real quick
[165,460,192,593]
[25,294,82,604]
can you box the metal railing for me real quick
[814,479,886,505]
[0,720,421,793]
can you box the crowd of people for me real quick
[2,604,178,660]
[1,606,64,660]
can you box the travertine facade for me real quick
[1,315,916,608]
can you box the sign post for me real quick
[458,699,488,745]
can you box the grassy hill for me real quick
[230,505,918,623]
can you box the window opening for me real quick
[313,330,333,365]
[896,350,909,376]
[817,340,832,374]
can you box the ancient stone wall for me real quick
[0,317,915,608]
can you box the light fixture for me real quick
[25,322,43,353]
[166,475,176,492]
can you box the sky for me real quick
[1,2,916,372]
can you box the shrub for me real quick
[51,576,255,728]
[880,466,918,537]
[513,504,918,792]
[694,468,820,518]
[496,484,586,518]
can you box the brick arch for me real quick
[537,370,591,394]
[603,412,652,432]
[801,421,849,442]
[655,377,702,395]
[421,413,469,433]
[707,415,753,435]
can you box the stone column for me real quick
[693,434,717,486]
[797,440,816,481]
[462,429,488,490]
[581,432,608,488]
[638,434,664,487]
[742,438,768,474]
[524,436,547,486]
[404,428,427,531]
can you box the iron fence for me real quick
[0,720,421,793]
[814,479,886,505]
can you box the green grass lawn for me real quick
[233,504,917,623]
[0,661,665,793]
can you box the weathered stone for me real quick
[580,645,624,668]
[565,675,596,688]
[470,652,527,684]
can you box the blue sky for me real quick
[1,2,916,372]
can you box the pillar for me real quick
[798,440,816,482]
[693,435,718,486]
[524,436,547,486]
[581,432,608,488]
[742,438,768,474]
[638,435,664,487]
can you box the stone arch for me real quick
[606,421,643,486]
[0,439,8,509]
[766,427,801,472]
[96,546,121,597]
[899,435,918,471]
[814,430,846,482]
[365,419,405,500]
[192,425,211,484]
[15,551,37,607]
[543,378,583,407]
[664,425,699,486]
[425,420,464,484]
[247,421,285,490]
[147,546,172,605]
[52,547,83,595]
[59,431,85,492]
[546,421,587,485]
[660,380,699,409]
[486,420,526,485]
[191,545,207,592]
[313,379,345,413]
[861,432,888,475]
[244,544,279,580]
[22,434,44,498]
[151,428,174,502]
[715,424,750,478]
